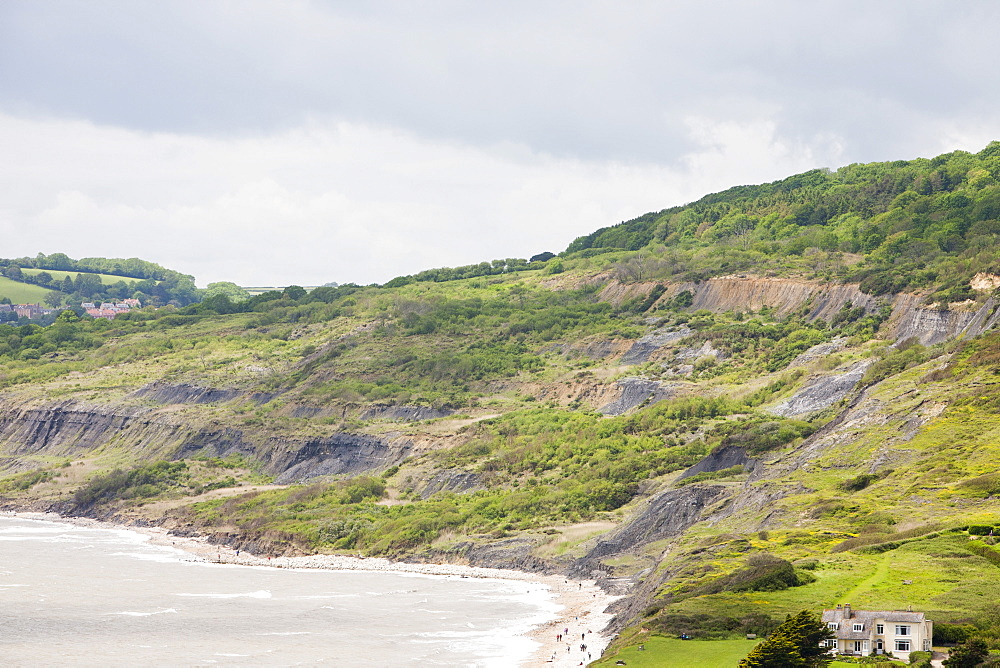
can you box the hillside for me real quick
[3,144,1000,661]
[0,276,54,304]
[0,253,198,307]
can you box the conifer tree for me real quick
[943,638,989,668]
[738,610,834,668]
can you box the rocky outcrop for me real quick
[769,361,871,417]
[417,470,483,499]
[427,536,554,573]
[620,327,692,364]
[889,297,992,346]
[676,445,753,481]
[359,404,454,422]
[598,378,676,415]
[132,382,276,406]
[271,432,413,483]
[573,484,734,568]
[787,338,846,367]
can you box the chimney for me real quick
[844,604,852,619]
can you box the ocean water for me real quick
[0,516,558,666]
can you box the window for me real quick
[854,641,863,653]
[895,640,911,652]
[828,622,838,630]
[853,623,864,632]
[895,625,910,636]
[826,639,837,648]
[876,640,884,651]
[876,624,884,635]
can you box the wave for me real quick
[110,608,178,616]
[175,590,272,599]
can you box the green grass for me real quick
[21,268,148,286]
[593,637,760,667]
[0,276,54,303]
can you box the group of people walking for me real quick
[548,622,593,664]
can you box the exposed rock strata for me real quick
[132,382,276,406]
[0,398,412,482]
[598,378,676,415]
[620,327,692,364]
[359,404,453,422]
[574,484,734,567]
[597,276,1000,345]
[676,445,753,481]
[769,361,871,417]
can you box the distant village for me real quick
[0,298,142,321]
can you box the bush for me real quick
[934,623,974,646]
[648,612,777,640]
[967,524,998,536]
[686,554,804,598]
[73,461,189,507]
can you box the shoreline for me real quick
[8,510,621,667]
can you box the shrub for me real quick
[73,461,189,507]
[967,524,998,536]
[933,623,974,645]
[687,554,804,598]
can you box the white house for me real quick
[822,605,932,659]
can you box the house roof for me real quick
[823,609,927,626]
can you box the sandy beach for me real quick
[10,511,621,666]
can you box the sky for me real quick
[2,1,1000,288]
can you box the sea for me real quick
[0,515,559,666]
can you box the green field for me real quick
[21,268,145,286]
[0,276,54,303]
[593,637,761,667]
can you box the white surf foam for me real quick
[175,590,272,599]
[110,608,178,617]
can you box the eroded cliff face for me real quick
[599,275,997,346]
[0,394,415,482]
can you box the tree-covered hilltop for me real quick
[0,252,199,307]
[567,142,1000,303]
[6,144,1000,665]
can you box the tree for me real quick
[943,638,989,667]
[43,291,64,308]
[203,281,250,302]
[739,611,834,668]
[739,635,807,668]
[283,285,307,301]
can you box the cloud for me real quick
[4,1,1000,163]
[1,112,842,286]
[2,1,1000,286]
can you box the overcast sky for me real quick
[3,1,1000,287]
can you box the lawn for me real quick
[592,637,760,667]
[0,276,54,303]
[20,268,148,285]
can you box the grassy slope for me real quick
[20,268,147,286]
[593,637,760,667]
[0,276,54,302]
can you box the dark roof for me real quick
[823,609,927,625]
